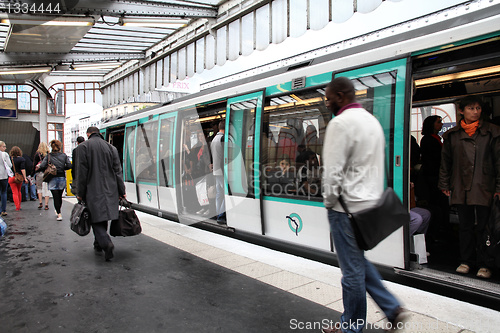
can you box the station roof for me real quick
[0,0,223,82]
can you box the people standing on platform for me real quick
[33,142,50,210]
[321,77,406,333]
[0,141,12,216]
[76,127,126,262]
[71,136,85,195]
[38,140,71,221]
[439,95,500,279]
[8,146,27,211]
[21,153,36,201]
[210,120,226,224]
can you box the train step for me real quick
[395,266,500,300]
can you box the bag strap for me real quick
[119,198,131,209]
[338,195,352,218]
[11,156,17,173]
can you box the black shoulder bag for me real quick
[338,187,409,251]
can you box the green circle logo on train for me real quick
[286,213,302,236]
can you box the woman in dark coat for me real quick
[439,96,500,279]
[420,115,449,237]
[75,127,126,261]
[38,140,72,221]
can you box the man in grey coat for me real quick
[76,127,126,261]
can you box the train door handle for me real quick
[395,155,401,167]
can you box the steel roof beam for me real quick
[66,0,218,18]
[0,52,145,65]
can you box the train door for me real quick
[177,103,226,226]
[123,122,138,203]
[135,116,160,209]
[108,129,124,164]
[337,58,409,268]
[157,113,177,214]
[225,92,264,234]
[408,36,500,290]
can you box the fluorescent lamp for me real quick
[415,65,500,87]
[1,17,94,26]
[120,18,189,28]
[73,63,122,71]
[0,67,52,75]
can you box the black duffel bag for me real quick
[110,199,142,237]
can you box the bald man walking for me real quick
[322,77,407,332]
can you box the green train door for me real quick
[224,91,264,234]
[123,121,138,203]
[336,58,409,269]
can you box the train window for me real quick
[411,103,457,143]
[135,119,158,184]
[263,88,331,200]
[159,117,175,187]
[227,100,257,197]
[351,71,398,186]
[124,125,135,182]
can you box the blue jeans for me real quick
[22,180,37,200]
[215,175,225,219]
[0,178,8,213]
[328,209,400,332]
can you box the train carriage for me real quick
[101,4,500,305]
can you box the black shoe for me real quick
[387,307,409,331]
[94,245,103,256]
[104,244,114,261]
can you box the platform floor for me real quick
[1,197,498,333]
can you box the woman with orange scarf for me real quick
[439,96,500,279]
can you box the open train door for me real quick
[123,121,138,203]
[336,58,409,269]
[224,91,264,234]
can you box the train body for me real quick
[102,1,500,304]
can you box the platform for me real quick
[0,197,498,333]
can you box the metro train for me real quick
[100,9,500,305]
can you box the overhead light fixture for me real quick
[414,65,500,87]
[73,62,122,71]
[119,17,189,28]
[1,16,94,26]
[0,66,52,75]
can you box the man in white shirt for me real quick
[322,77,406,333]
[210,121,226,224]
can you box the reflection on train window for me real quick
[352,71,397,186]
[124,125,135,182]
[411,103,457,143]
[135,119,158,184]
[227,100,256,197]
[263,88,330,200]
[159,117,175,187]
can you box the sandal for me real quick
[38,203,43,209]
[44,205,49,210]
